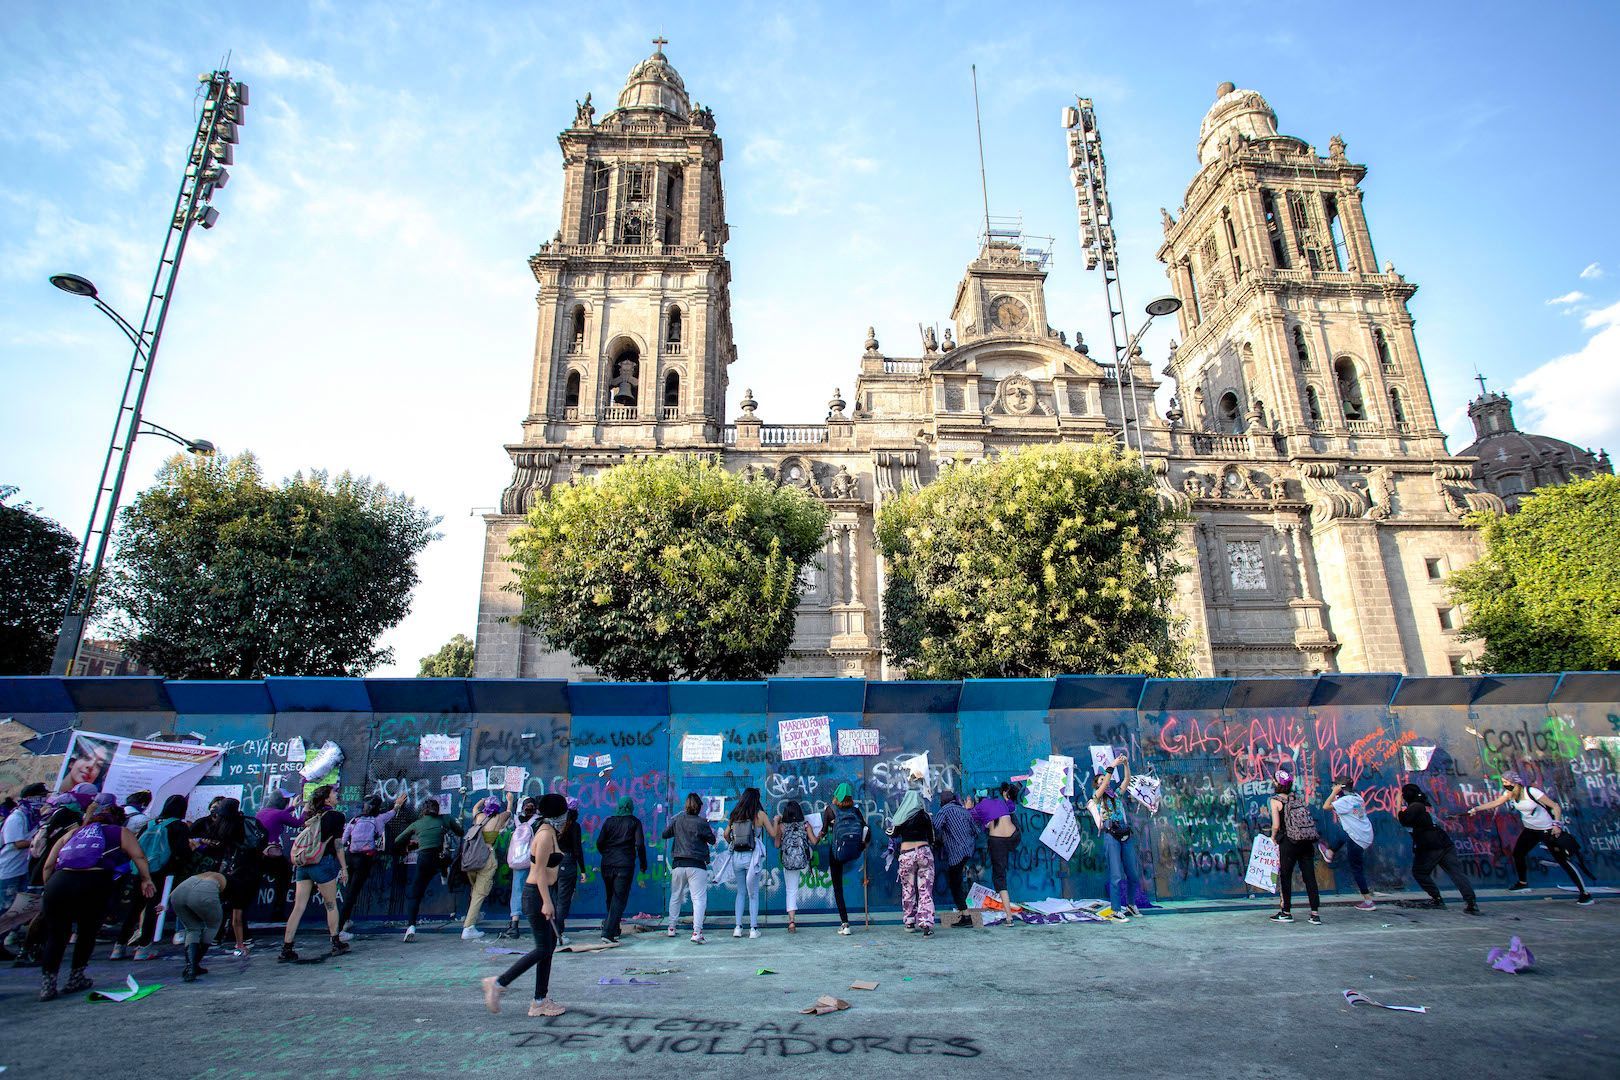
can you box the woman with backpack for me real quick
[932,791,978,928]
[396,797,464,942]
[501,797,540,940]
[971,782,1022,926]
[191,797,263,955]
[1267,768,1323,925]
[1399,783,1480,913]
[725,787,774,939]
[37,802,156,1000]
[826,783,869,936]
[553,799,587,946]
[596,796,647,943]
[1088,757,1143,920]
[482,792,568,1018]
[889,789,939,936]
[337,791,408,939]
[460,795,515,940]
[1467,772,1594,905]
[663,792,717,944]
[119,793,194,961]
[278,784,350,962]
[774,800,818,933]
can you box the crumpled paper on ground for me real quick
[1487,936,1534,974]
[800,995,851,1015]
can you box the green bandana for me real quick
[833,783,854,805]
[614,796,634,816]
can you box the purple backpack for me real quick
[56,823,118,871]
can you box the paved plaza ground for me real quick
[0,887,1615,1079]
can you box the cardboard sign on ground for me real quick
[801,995,851,1015]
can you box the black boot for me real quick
[62,966,93,994]
[38,970,58,1001]
[329,934,350,956]
[182,944,197,982]
[278,941,299,963]
[193,943,209,975]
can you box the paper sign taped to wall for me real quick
[779,716,833,761]
[1021,758,1066,815]
[488,766,506,788]
[470,769,489,790]
[682,734,724,763]
[1585,735,1620,760]
[187,783,243,821]
[703,796,727,822]
[837,728,881,756]
[594,754,613,769]
[571,755,590,769]
[441,774,463,791]
[419,734,461,763]
[1245,834,1280,894]
[1402,745,1437,771]
[1039,795,1081,861]
[286,737,306,763]
[903,752,930,782]
[1049,754,1076,797]
[505,767,528,793]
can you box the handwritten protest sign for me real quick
[505,766,528,793]
[1050,754,1076,797]
[470,769,489,791]
[419,734,461,763]
[1090,744,1123,780]
[1245,834,1280,893]
[1021,758,1066,814]
[682,734,724,764]
[837,728,881,757]
[778,716,833,761]
[1126,773,1162,813]
[1039,796,1081,861]
[571,755,590,769]
[594,754,613,769]
[186,783,243,820]
[440,774,463,791]
[966,883,997,909]
[286,737,306,763]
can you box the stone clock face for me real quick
[989,296,1029,332]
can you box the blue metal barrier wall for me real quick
[3,672,1618,922]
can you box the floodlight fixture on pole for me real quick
[47,66,246,676]
[137,421,216,456]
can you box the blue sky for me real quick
[3,0,1618,675]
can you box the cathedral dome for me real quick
[615,43,690,120]
[1197,81,1279,166]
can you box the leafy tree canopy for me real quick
[105,453,440,679]
[1450,474,1620,673]
[0,486,80,675]
[506,456,831,681]
[419,632,475,678]
[875,442,1194,679]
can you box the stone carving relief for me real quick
[985,372,1043,417]
[1433,463,1507,519]
[500,450,558,514]
[1300,462,1369,523]
[1150,457,1190,511]
[1364,466,1395,520]
[1226,540,1268,592]
[873,450,921,495]
[1220,464,1266,501]
[828,466,860,501]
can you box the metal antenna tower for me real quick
[971,65,991,240]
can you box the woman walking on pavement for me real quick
[890,789,938,936]
[1268,769,1323,925]
[971,782,1022,925]
[482,793,568,1018]
[1467,772,1593,905]
[461,795,515,940]
[774,800,818,933]
[1088,756,1143,920]
[596,796,647,943]
[932,791,978,928]
[553,798,587,945]
[37,802,156,1000]
[725,787,774,939]
[338,791,407,939]
[501,797,539,940]
[279,784,350,961]
[664,792,717,944]
[826,783,870,936]
[396,797,464,942]
[1319,774,1378,910]
[1400,784,1481,913]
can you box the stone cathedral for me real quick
[474,47,1504,681]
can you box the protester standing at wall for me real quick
[774,800,817,933]
[192,797,262,955]
[596,796,646,943]
[826,783,869,936]
[279,784,350,961]
[1089,757,1143,920]
[725,787,774,939]
[37,803,155,1000]
[256,789,303,923]
[501,797,539,940]
[482,792,567,1018]
[338,791,407,939]
[664,792,716,944]
[1319,775,1377,910]
[1268,769,1322,925]
[396,798,464,942]
[932,791,978,928]
[169,871,228,981]
[460,795,515,941]
[971,782,1022,926]
[1399,783,1480,913]
[1467,772,1594,905]
[553,798,587,945]
[120,793,193,960]
[121,791,153,836]
[890,790,938,936]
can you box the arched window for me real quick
[607,341,640,408]
[564,370,581,409]
[1374,328,1392,369]
[1334,357,1365,421]
[569,306,586,352]
[1305,385,1324,425]
[1291,326,1312,370]
[665,307,682,348]
[1388,386,1407,426]
[663,370,680,411]
[1218,391,1242,434]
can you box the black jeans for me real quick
[1277,838,1320,913]
[944,859,969,911]
[1413,843,1477,906]
[1512,828,1585,891]
[41,869,114,976]
[599,869,633,940]
[987,833,1017,893]
[406,850,444,927]
[264,854,292,921]
[498,897,557,1000]
[338,851,379,929]
[831,854,858,923]
[554,856,579,933]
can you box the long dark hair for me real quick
[732,787,762,823]
[360,795,385,818]
[780,799,805,824]
[305,784,334,817]
[158,794,188,821]
[683,792,702,816]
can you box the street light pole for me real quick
[47,68,247,676]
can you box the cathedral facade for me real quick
[474,48,1504,681]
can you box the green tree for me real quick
[419,633,476,677]
[104,453,440,678]
[1450,474,1620,673]
[0,486,80,674]
[506,456,831,681]
[875,442,1193,679]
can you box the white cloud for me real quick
[1581,262,1603,279]
[1509,300,1620,454]
[1545,290,1587,306]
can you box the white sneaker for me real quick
[837,924,852,936]
[403,925,416,942]
[558,934,571,946]
[461,927,486,941]
[733,927,743,938]
[172,933,185,945]
[748,929,760,939]
[338,931,354,943]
